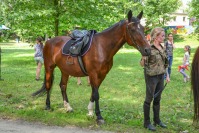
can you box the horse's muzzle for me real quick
[144,48,151,56]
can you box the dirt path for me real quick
[0,118,113,133]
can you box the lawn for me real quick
[0,35,199,133]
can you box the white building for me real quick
[166,0,190,26]
[165,0,195,34]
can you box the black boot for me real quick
[144,102,156,131]
[153,104,167,128]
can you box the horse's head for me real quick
[125,10,151,56]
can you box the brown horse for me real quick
[32,10,151,124]
[191,46,199,124]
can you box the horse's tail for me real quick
[31,72,54,97]
[31,73,46,97]
[191,46,199,123]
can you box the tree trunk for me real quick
[54,0,59,36]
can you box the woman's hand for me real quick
[140,56,146,67]
[166,75,170,83]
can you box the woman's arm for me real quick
[183,54,187,65]
[172,43,175,49]
[166,68,170,83]
[171,39,175,49]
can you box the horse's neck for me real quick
[97,22,126,56]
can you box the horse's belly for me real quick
[55,55,85,77]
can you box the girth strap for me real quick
[77,56,88,76]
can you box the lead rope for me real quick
[154,83,167,99]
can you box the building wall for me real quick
[166,13,190,26]
[166,0,190,26]
[165,0,194,34]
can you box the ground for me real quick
[0,118,113,133]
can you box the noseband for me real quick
[126,21,142,52]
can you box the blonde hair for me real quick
[150,27,165,43]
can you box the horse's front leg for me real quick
[59,74,73,112]
[88,86,104,125]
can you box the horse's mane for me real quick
[100,20,126,33]
[100,16,139,33]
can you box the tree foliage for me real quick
[0,0,181,41]
[143,0,182,32]
[188,0,199,36]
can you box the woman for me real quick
[34,37,44,81]
[165,33,175,78]
[140,27,170,131]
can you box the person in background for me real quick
[178,45,191,83]
[16,36,20,43]
[140,27,170,131]
[34,37,44,81]
[164,33,175,78]
[77,77,90,86]
[146,34,151,44]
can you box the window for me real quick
[183,17,186,22]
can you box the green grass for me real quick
[0,36,199,133]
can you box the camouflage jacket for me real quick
[144,44,168,76]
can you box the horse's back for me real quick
[44,36,70,56]
[45,36,70,47]
[43,36,70,65]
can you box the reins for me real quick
[154,83,167,99]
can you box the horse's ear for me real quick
[137,10,143,20]
[128,10,132,22]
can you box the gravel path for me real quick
[0,118,113,133]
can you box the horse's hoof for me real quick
[87,113,94,120]
[96,119,105,125]
[66,108,73,113]
[45,106,51,110]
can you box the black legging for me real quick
[144,72,164,105]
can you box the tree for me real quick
[188,0,199,37]
[143,0,182,31]
[0,0,182,41]
[0,0,143,41]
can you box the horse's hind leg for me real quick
[45,66,55,110]
[59,73,73,112]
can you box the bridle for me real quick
[126,21,142,52]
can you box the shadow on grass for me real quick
[0,42,16,46]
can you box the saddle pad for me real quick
[62,30,96,56]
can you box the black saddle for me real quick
[62,30,96,56]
